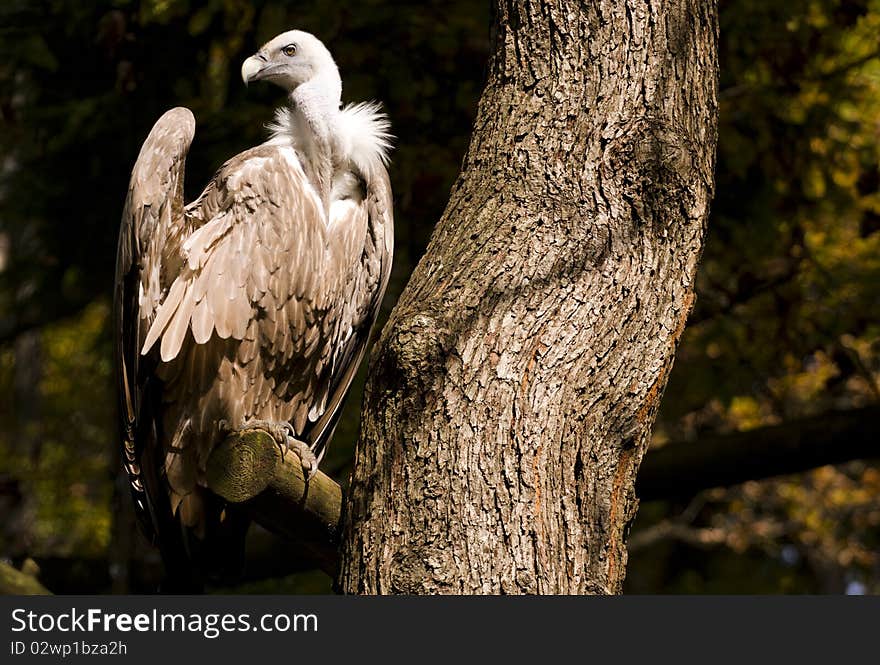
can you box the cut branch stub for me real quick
[206,429,278,501]
[206,429,344,576]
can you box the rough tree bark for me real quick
[340,0,719,594]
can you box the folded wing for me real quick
[114,107,196,541]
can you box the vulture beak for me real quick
[241,54,269,85]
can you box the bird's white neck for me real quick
[289,78,341,215]
[290,79,340,141]
[267,72,392,217]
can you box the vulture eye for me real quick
[282,44,297,57]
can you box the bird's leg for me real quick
[225,419,319,482]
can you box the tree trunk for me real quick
[340,0,719,594]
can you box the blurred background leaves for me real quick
[0,0,877,593]
[627,0,880,594]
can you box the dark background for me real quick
[0,0,877,593]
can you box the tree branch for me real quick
[637,405,880,501]
[205,430,343,577]
[627,521,730,553]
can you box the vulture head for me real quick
[240,29,341,102]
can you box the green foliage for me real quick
[0,302,113,558]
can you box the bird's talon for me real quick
[225,419,318,479]
[285,437,319,482]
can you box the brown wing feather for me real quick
[114,107,195,541]
[302,167,394,459]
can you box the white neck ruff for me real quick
[267,100,392,181]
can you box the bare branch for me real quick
[637,405,880,501]
[627,521,729,553]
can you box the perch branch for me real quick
[205,429,343,577]
[637,405,880,501]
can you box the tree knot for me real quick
[599,117,705,235]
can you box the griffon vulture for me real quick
[114,30,393,587]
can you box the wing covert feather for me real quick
[142,146,325,364]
